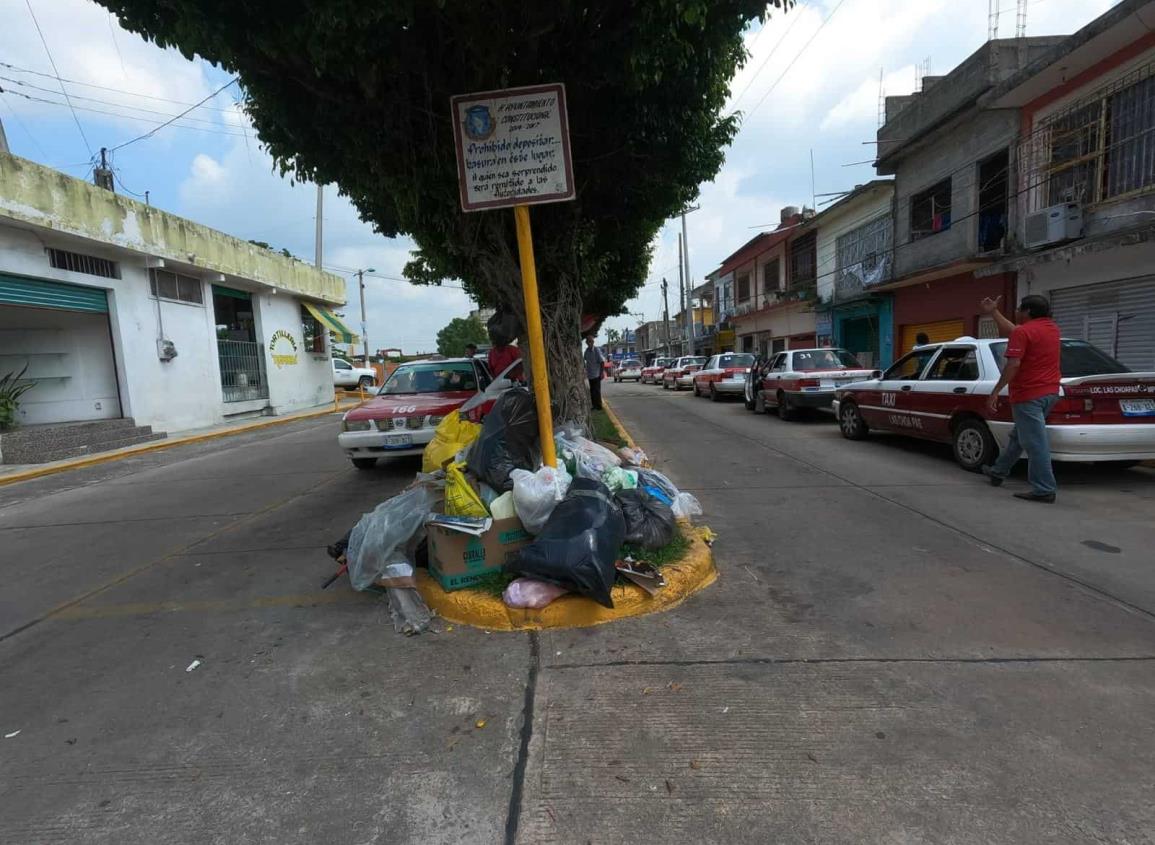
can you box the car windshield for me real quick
[719,354,755,368]
[654,359,672,367]
[681,357,706,367]
[990,340,1131,377]
[621,359,641,367]
[380,362,477,395]
[793,350,862,370]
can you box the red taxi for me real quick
[662,356,708,390]
[641,356,674,384]
[692,353,756,401]
[832,337,1155,471]
[338,357,517,469]
[749,348,876,420]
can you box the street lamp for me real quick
[356,268,376,361]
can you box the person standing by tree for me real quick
[584,335,606,411]
[979,295,1062,503]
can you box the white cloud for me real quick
[820,65,916,131]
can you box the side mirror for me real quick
[871,369,883,379]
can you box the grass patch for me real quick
[469,570,515,597]
[590,408,626,448]
[622,526,691,569]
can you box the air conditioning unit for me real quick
[1024,202,1083,249]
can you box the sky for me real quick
[0,0,1120,349]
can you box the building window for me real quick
[910,179,952,240]
[48,248,119,279]
[149,268,204,305]
[761,258,780,295]
[788,232,817,289]
[302,306,327,353]
[1106,74,1155,198]
[835,215,892,299]
[978,150,1009,252]
[736,272,750,303]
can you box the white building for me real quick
[0,153,352,455]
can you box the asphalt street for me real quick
[2,383,1154,843]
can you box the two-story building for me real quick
[874,36,1065,354]
[0,153,351,462]
[978,0,1155,371]
[714,207,818,358]
[813,180,895,368]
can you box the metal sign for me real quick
[450,83,575,212]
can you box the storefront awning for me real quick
[303,302,359,343]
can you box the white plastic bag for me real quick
[511,463,572,534]
[502,577,570,609]
[672,491,703,519]
[346,484,442,591]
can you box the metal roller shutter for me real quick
[1050,277,1155,371]
[901,319,965,352]
[0,273,109,313]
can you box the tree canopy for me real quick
[436,316,488,357]
[99,0,789,417]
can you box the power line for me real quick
[742,0,849,125]
[24,0,92,157]
[0,61,241,113]
[730,2,809,109]
[109,76,239,152]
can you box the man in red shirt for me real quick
[487,342,523,382]
[980,295,1062,503]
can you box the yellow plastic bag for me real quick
[422,412,482,473]
[445,462,488,518]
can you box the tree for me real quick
[100,0,789,421]
[436,316,489,357]
[604,328,623,347]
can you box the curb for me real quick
[416,396,718,631]
[0,400,360,487]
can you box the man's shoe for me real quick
[1013,491,1055,503]
[981,465,1004,487]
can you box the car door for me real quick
[333,359,354,386]
[761,353,788,400]
[907,345,982,441]
[862,347,938,432]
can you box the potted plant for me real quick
[0,365,36,431]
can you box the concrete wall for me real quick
[0,153,344,304]
[893,109,1020,277]
[254,290,334,415]
[815,189,893,302]
[1022,240,1155,295]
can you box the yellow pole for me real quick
[513,204,557,468]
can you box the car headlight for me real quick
[427,415,444,428]
[343,419,372,432]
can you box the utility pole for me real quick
[314,184,324,269]
[0,116,9,155]
[356,267,376,362]
[661,278,671,358]
[681,206,699,356]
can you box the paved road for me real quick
[2,385,1154,843]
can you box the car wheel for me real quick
[777,391,796,421]
[351,457,377,470]
[839,401,869,440]
[357,376,374,389]
[710,384,721,402]
[952,418,997,472]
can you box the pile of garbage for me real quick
[327,387,703,634]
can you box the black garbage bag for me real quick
[467,386,538,492]
[487,308,521,347]
[506,478,625,608]
[616,488,676,549]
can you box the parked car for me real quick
[692,353,756,401]
[614,358,644,382]
[832,337,1155,471]
[338,357,518,469]
[641,357,674,384]
[333,358,377,389]
[748,348,875,419]
[662,356,708,390]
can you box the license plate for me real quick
[1121,399,1155,416]
[382,433,413,447]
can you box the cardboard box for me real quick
[427,516,532,591]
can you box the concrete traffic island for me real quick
[416,520,717,631]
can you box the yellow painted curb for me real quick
[0,400,360,487]
[601,399,639,452]
[416,521,716,631]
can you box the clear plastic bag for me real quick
[387,587,435,635]
[672,492,703,519]
[502,577,569,609]
[635,468,679,504]
[511,464,572,534]
[346,484,443,591]
[557,433,621,481]
[602,467,638,492]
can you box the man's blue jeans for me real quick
[990,393,1060,495]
